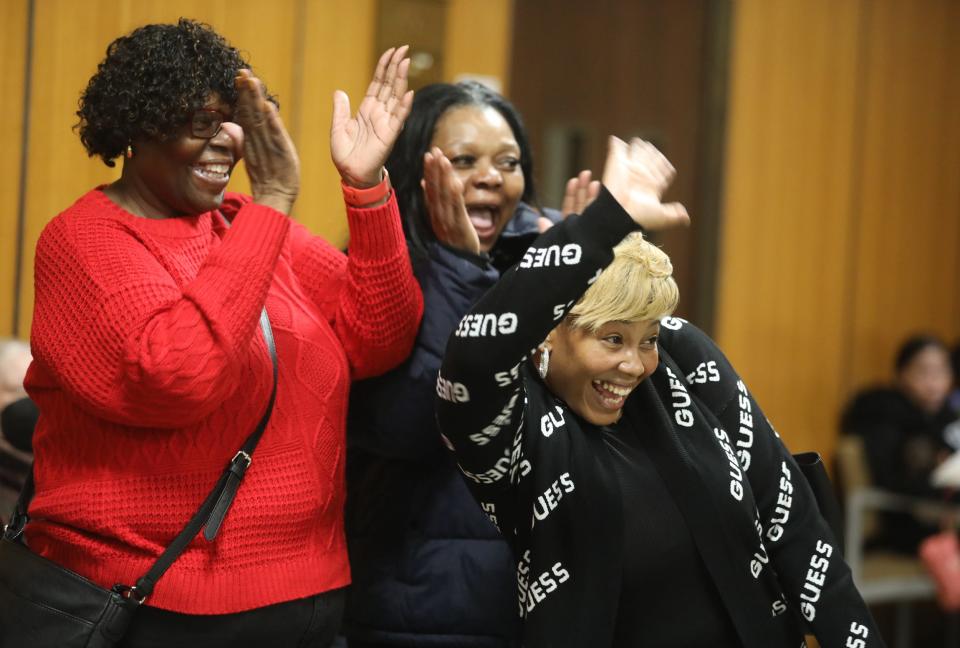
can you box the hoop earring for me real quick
[125,144,134,159]
[537,345,550,380]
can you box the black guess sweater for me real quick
[436,188,883,648]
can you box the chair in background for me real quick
[834,434,960,648]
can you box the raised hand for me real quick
[561,169,601,216]
[233,69,300,215]
[331,46,414,188]
[601,137,689,231]
[422,147,480,255]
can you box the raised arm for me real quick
[437,138,689,479]
[289,47,422,378]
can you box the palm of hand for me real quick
[331,102,400,186]
[602,137,688,231]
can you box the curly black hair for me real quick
[77,18,274,167]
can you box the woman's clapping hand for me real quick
[331,46,414,189]
[601,136,689,232]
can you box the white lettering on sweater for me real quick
[766,462,794,542]
[713,427,744,501]
[771,597,788,616]
[799,540,833,621]
[660,316,688,330]
[494,361,523,387]
[750,512,770,577]
[436,374,470,403]
[470,392,519,446]
[666,366,694,427]
[531,472,576,528]
[517,550,571,617]
[481,502,499,531]
[686,360,720,384]
[735,380,754,470]
[520,244,582,269]
[540,406,566,437]
[845,621,869,648]
[455,312,518,337]
[460,448,513,485]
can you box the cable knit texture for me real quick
[23,188,422,614]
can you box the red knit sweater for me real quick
[23,188,423,614]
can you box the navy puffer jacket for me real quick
[343,205,556,647]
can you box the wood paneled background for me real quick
[717,0,960,458]
[2,0,958,463]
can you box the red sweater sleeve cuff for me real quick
[345,193,407,261]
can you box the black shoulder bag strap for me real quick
[5,308,278,605]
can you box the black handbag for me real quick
[0,309,277,648]
[793,451,844,554]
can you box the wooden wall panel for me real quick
[718,0,960,460]
[0,0,28,337]
[846,0,960,388]
[717,0,863,454]
[445,0,512,88]
[296,0,377,245]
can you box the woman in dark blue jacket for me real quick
[342,82,590,647]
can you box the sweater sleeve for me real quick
[437,188,638,483]
[286,193,423,380]
[661,321,884,648]
[348,242,498,460]
[30,201,290,428]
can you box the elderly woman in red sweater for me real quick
[7,19,421,647]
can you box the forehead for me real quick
[596,319,661,334]
[431,104,518,149]
[201,92,232,114]
[907,346,950,369]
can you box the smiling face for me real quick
[430,104,525,252]
[122,94,242,218]
[545,319,661,426]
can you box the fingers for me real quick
[219,121,244,161]
[393,89,415,125]
[377,45,409,103]
[423,147,474,251]
[364,47,395,99]
[658,201,691,228]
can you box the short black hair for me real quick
[894,334,947,374]
[77,18,273,167]
[385,81,537,254]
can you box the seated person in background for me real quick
[0,339,37,522]
[949,340,960,415]
[842,334,959,553]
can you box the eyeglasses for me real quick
[190,109,228,139]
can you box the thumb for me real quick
[331,90,351,132]
[220,122,245,161]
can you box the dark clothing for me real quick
[343,204,555,647]
[0,397,35,524]
[118,588,345,648]
[1,396,37,453]
[603,426,742,647]
[841,387,959,552]
[437,188,883,647]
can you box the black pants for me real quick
[118,587,345,648]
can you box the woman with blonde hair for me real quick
[437,137,882,647]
